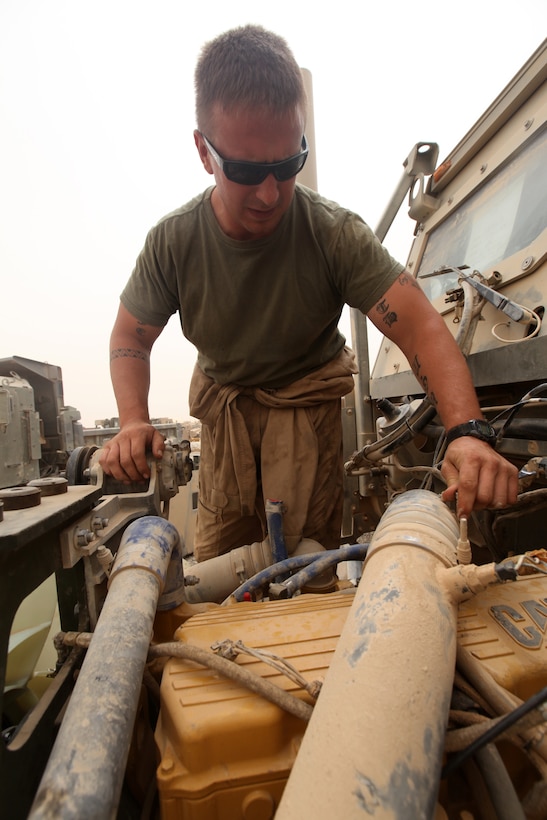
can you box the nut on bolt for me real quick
[91,515,109,533]
[75,528,95,548]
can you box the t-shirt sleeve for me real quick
[120,227,180,327]
[333,212,404,314]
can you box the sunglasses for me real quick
[201,133,308,185]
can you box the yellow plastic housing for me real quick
[156,573,547,819]
[458,574,547,700]
[155,592,354,820]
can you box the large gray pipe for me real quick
[276,490,460,819]
[184,537,327,604]
[29,515,181,820]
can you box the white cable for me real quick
[491,308,542,343]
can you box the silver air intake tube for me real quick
[184,537,328,603]
[277,490,460,819]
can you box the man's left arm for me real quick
[366,271,518,517]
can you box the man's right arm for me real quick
[99,302,166,482]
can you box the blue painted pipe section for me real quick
[282,545,368,596]
[30,515,181,819]
[109,515,181,589]
[265,499,288,567]
[158,532,185,610]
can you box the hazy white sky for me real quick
[1,1,545,426]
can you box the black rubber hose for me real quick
[442,685,547,777]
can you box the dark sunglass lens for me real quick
[222,145,307,185]
[224,162,268,185]
[274,153,307,182]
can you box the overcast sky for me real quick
[1,1,545,426]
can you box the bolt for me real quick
[91,515,109,532]
[76,529,95,548]
[480,163,487,174]
[524,118,534,130]
[521,256,534,271]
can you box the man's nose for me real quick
[255,173,280,206]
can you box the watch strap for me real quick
[445,419,496,447]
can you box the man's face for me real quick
[194,105,306,241]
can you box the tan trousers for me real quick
[189,348,357,562]
[195,396,345,561]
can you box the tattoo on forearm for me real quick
[398,271,420,290]
[411,354,438,407]
[375,298,398,328]
[375,272,420,329]
[110,348,149,362]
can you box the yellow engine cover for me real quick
[156,573,547,819]
[458,574,547,700]
[155,592,354,820]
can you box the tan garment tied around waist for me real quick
[189,347,357,514]
[188,348,357,559]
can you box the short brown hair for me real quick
[195,25,306,135]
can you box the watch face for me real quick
[471,420,496,443]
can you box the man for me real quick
[100,25,518,561]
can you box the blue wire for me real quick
[231,543,368,602]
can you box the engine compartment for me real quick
[1,39,546,820]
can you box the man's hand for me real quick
[99,421,165,482]
[441,437,519,517]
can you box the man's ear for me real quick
[194,130,214,175]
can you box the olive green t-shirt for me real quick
[121,185,403,389]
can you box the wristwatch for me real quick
[445,419,497,447]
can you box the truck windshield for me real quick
[417,127,546,301]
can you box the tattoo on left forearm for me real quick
[110,348,149,363]
[412,354,438,407]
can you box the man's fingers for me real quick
[441,438,518,517]
[98,423,161,482]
